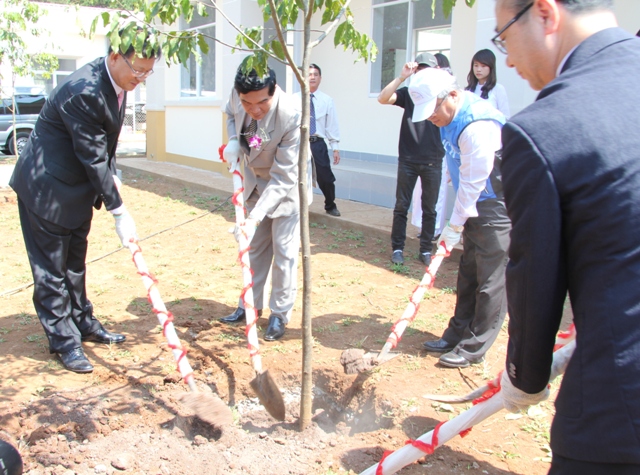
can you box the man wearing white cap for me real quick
[410,68,510,368]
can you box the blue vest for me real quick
[441,92,506,202]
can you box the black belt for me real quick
[309,136,322,143]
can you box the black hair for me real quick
[108,28,162,60]
[636,29,640,37]
[434,53,450,69]
[310,64,322,76]
[234,66,277,96]
[509,0,612,12]
[465,49,497,100]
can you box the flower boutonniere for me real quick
[242,126,268,150]
[248,135,262,149]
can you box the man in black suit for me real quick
[493,0,640,473]
[10,35,160,373]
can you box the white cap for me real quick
[408,68,457,122]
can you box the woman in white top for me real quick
[465,49,510,118]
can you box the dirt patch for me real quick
[0,169,562,474]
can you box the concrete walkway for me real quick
[117,157,423,254]
[0,154,423,255]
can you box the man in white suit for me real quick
[219,66,310,341]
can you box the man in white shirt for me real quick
[408,68,510,369]
[294,64,341,216]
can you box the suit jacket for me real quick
[10,57,124,229]
[501,28,640,464]
[225,86,311,221]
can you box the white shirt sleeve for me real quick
[449,120,503,227]
[324,97,340,151]
[492,83,511,118]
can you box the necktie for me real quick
[246,118,257,137]
[310,93,316,136]
[117,91,124,110]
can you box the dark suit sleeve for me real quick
[501,121,568,394]
[58,93,122,211]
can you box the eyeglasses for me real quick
[429,92,450,119]
[120,54,154,79]
[491,2,533,54]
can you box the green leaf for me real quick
[120,22,136,53]
[197,33,209,55]
[89,16,100,39]
[270,39,286,60]
[333,21,347,47]
[101,11,110,27]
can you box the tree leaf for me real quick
[270,39,286,60]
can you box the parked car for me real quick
[0,94,46,155]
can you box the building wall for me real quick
[145,0,640,205]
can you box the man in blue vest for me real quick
[408,68,510,368]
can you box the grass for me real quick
[17,313,36,325]
[314,323,341,334]
[389,263,412,275]
[214,332,243,343]
[25,334,44,343]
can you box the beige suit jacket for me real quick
[225,86,312,220]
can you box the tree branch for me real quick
[309,0,352,49]
[196,0,283,63]
[265,0,304,85]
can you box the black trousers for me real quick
[391,159,441,254]
[442,199,511,361]
[310,139,337,211]
[549,454,640,475]
[18,199,101,354]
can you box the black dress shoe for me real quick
[422,338,454,353]
[326,208,341,217]
[220,307,263,324]
[82,326,126,345]
[264,315,286,341]
[438,351,483,368]
[57,348,94,373]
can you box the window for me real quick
[180,5,216,97]
[370,0,450,93]
[31,58,76,95]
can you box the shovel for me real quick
[341,245,448,375]
[127,241,233,428]
[224,149,286,421]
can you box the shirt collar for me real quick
[105,55,124,96]
[556,44,579,78]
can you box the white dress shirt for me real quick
[449,119,503,227]
[293,89,340,151]
[472,82,510,118]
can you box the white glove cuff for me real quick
[500,370,549,412]
[110,204,127,216]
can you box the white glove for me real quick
[112,205,138,246]
[439,223,463,253]
[500,370,549,413]
[223,139,240,165]
[113,174,122,191]
[233,218,259,244]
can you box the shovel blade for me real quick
[181,391,233,429]
[250,369,286,421]
[340,348,401,374]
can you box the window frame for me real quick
[368,0,451,96]
[179,9,217,99]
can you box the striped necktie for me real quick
[310,93,316,136]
